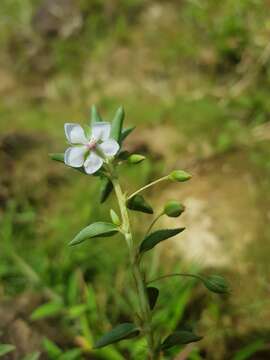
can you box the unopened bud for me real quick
[202,275,229,294]
[169,170,192,182]
[110,209,121,226]
[164,201,185,217]
[128,154,146,164]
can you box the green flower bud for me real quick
[202,275,229,294]
[128,154,146,164]
[169,170,192,182]
[164,201,185,217]
[110,209,121,226]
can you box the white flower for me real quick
[64,122,119,174]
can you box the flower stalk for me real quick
[127,175,169,200]
[111,173,158,359]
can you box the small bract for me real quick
[64,122,119,174]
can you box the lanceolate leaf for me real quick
[120,126,135,144]
[94,323,139,349]
[31,301,64,320]
[127,195,153,214]
[0,344,16,356]
[161,329,203,350]
[22,351,41,360]
[49,153,65,163]
[43,338,62,358]
[139,228,185,253]
[91,105,102,124]
[146,287,159,310]
[111,106,124,142]
[59,349,82,360]
[100,177,113,203]
[69,222,119,246]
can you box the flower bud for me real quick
[164,201,185,217]
[128,154,146,164]
[202,275,229,294]
[169,170,192,182]
[110,209,121,226]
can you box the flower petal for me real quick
[64,146,87,168]
[84,152,103,174]
[65,123,88,144]
[98,139,119,157]
[92,122,111,141]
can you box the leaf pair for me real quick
[94,322,201,351]
[69,222,185,254]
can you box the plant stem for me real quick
[146,211,164,235]
[127,176,169,200]
[147,272,202,285]
[111,175,158,359]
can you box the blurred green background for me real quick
[1,0,270,359]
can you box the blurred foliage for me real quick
[0,0,270,359]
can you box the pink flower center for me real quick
[87,140,97,150]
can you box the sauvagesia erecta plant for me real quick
[50,106,229,359]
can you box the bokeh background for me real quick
[1,0,270,359]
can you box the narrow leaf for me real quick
[91,105,102,124]
[0,344,16,356]
[69,222,119,246]
[43,338,62,358]
[120,126,135,144]
[49,153,64,163]
[22,352,41,360]
[31,301,64,320]
[67,304,87,318]
[146,287,159,310]
[127,195,153,214]
[59,349,82,360]
[94,323,139,349]
[232,339,265,360]
[100,177,113,203]
[140,228,185,253]
[161,329,202,350]
[111,106,124,142]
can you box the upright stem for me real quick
[111,175,158,360]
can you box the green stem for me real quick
[111,174,158,360]
[146,211,164,235]
[127,176,169,200]
[147,272,202,285]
